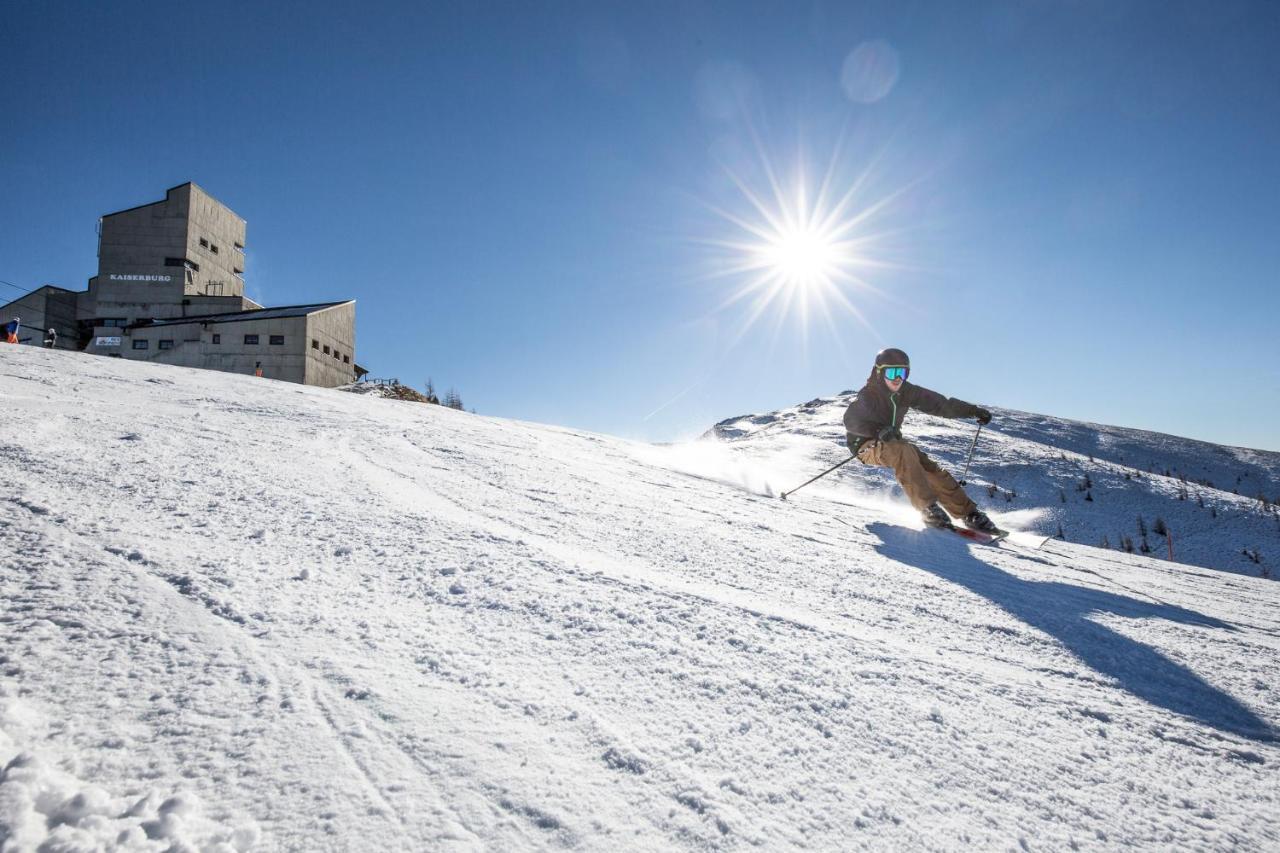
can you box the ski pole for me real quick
[780,455,855,500]
[958,424,983,486]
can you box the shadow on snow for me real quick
[867,522,1276,743]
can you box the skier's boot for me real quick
[921,503,952,529]
[963,509,1000,535]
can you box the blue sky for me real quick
[3,1,1278,451]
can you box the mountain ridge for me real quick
[707,392,1279,579]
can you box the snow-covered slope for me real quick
[1,347,1277,851]
[710,392,1280,579]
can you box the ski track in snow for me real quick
[1,346,1278,851]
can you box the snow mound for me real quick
[0,693,258,852]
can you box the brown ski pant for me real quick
[857,439,977,518]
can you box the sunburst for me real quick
[700,138,906,349]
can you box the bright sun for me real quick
[689,122,916,353]
[648,144,904,421]
[647,136,907,420]
[758,225,842,287]
[700,154,898,347]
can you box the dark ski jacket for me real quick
[843,370,981,452]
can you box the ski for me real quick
[932,523,1008,545]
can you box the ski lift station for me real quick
[1,182,363,387]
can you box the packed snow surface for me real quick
[1,346,1277,851]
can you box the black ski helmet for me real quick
[874,347,909,375]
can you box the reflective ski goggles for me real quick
[881,365,908,381]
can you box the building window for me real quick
[101,318,128,328]
[234,242,244,251]
[212,334,221,344]
[311,339,319,350]
[333,349,340,359]
[233,267,243,276]
[199,238,209,248]
[206,282,224,296]
[244,334,259,345]
[211,244,219,254]
[343,355,350,364]
[133,339,149,350]
[323,345,330,355]
[158,339,174,350]
[269,335,284,345]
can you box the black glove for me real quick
[975,407,992,425]
[876,424,902,443]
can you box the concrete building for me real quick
[1,182,362,386]
[129,301,357,386]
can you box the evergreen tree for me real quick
[1152,517,1168,536]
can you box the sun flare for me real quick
[758,226,841,287]
[699,138,906,348]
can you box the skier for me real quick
[4,317,19,344]
[844,347,1001,534]
[43,328,57,349]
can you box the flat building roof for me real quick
[130,300,353,329]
